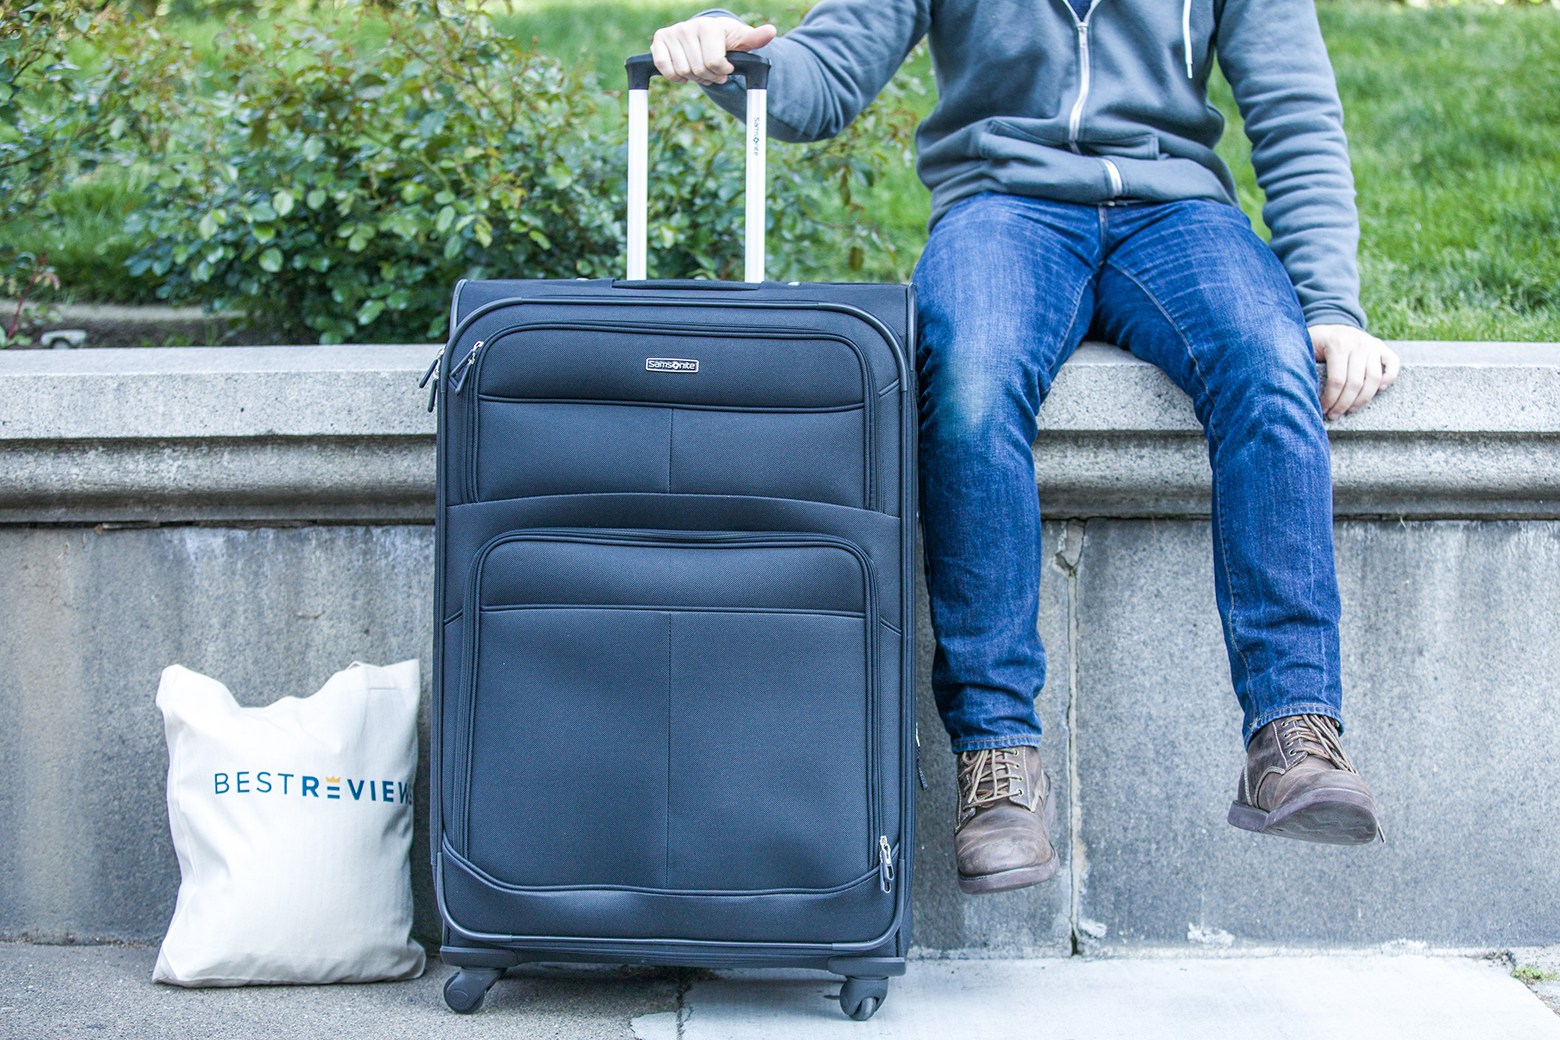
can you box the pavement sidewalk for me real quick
[3,943,1558,1040]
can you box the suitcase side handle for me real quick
[623,51,772,284]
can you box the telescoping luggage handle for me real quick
[624,52,771,284]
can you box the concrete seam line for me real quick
[1066,519,1087,954]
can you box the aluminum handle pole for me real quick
[625,68,765,281]
[744,87,766,283]
[626,88,649,281]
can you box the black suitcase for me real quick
[426,53,918,1022]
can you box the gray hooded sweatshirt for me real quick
[697,0,1365,329]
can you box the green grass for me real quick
[13,0,1560,340]
[1289,3,1558,339]
[7,165,158,305]
[494,0,692,78]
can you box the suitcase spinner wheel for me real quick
[443,967,503,1014]
[840,976,890,1021]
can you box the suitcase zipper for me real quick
[455,527,885,872]
[915,723,928,792]
[447,339,484,396]
[424,336,484,413]
[419,347,444,412]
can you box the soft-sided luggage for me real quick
[425,52,917,1022]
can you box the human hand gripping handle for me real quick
[650,15,777,85]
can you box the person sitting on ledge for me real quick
[651,0,1395,894]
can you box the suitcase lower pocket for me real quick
[454,529,883,898]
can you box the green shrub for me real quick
[0,2,98,218]
[0,0,107,343]
[120,0,915,344]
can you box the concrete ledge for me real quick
[3,342,1557,522]
[1040,341,1560,518]
[0,345,437,523]
[3,340,1559,953]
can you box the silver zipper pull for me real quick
[448,339,484,395]
[878,835,895,893]
[419,347,444,412]
[914,723,928,792]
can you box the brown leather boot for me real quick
[954,745,1060,894]
[1228,714,1382,845]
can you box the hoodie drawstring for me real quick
[1182,0,1194,78]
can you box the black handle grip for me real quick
[625,51,770,91]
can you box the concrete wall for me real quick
[2,342,1557,954]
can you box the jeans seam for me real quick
[1104,259,1258,690]
[951,735,1044,754]
[1247,703,1343,744]
[1042,270,1096,402]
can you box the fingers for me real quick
[652,16,758,84]
[731,23,779,52]
[1380,344,1401,391]
[1320,339,1346,416]
[1329,340,1370,418]
[681,30,713,84]
[650,31,692,81]
[698,20,733,81]
[1344,348,1383,415]
[1313,326,1399,419]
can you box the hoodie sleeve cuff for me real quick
[1302,307,1366,332]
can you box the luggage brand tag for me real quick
[645,358,699,373]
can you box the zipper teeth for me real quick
[1103,158,1124,196]
[1067,21,1090,152]
[1066,0,1103,151]
[1065,2,1124,198]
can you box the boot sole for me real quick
[958,777,1061,894]
[1227,786,1381,845]
[957,852,1061,894]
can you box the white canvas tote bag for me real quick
[154,660,426,986]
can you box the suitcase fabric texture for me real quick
[426,53,918,1022]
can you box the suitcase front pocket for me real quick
[455,529,883,897]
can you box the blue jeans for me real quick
[912,193,1343,752]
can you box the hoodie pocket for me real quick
[1078,130,1162,161]
[977,118,1072,161]
[979,119,1162,163]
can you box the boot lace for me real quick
[957,747,1029,822]
[1277,714,1358,773]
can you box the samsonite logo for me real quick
[645,357,699,373]
[211,770,411,805]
